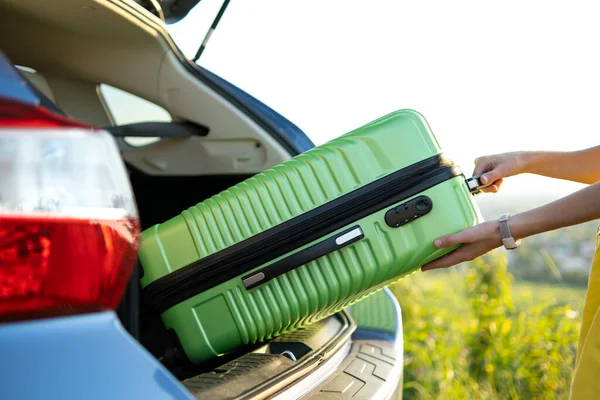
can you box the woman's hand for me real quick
[421,221,503,271]
[473,152,529,193]
[421,147,600,272]
[420,152,527,270]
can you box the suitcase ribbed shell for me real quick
[138,109,482,363]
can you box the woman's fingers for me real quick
[472,156,507,193]
[481,178,504,193]
[433,225,486,248]
[422,239,501,271]
[480,165,508,186]
[425,222,502,270]
[473,156,494,176]
[421,246,474,271]
[433,233,462,248]
[472,153,520,194]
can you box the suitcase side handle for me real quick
[242,226,365,290]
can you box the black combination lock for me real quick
[384,195,433,228]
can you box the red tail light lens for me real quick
[0,98,139,319]
[0,97,89,128]
[0,215,139,316]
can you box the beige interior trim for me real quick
[45,74,113,127]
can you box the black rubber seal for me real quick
[144,154,462,313]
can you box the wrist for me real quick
[522,150,573,177]
[516,151,536,174]
[507,212,531,241]
[483,219,502,241]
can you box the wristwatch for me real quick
[498,213,521,250]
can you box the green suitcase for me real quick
[139,109,482,364]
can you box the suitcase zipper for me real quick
[145,154,462,313]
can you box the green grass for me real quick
[509,281,585,311]
[390,254,584,400]
[396,269,585,313]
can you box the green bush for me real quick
[391,252,582,400]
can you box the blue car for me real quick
[0,1,403,398]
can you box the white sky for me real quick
[168,0,599,200]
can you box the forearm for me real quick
[511,180,600,240]
[521,146,600,184]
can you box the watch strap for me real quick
[499,213,520,250]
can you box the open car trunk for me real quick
[118,163,404,399]
[105,160,404,399]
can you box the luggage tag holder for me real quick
[465,174,493,195]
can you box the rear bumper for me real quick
[300,336,403,399]
[182,288,404,399]
[285,288,404,399]
[0,289,403,400]
[0,311,193,400]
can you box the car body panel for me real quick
[0,52,39,106]
[0,293,403,400]
[349,288,403,343]
[0,312,194,400]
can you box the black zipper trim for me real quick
[144,154,462,313]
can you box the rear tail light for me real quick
[0,98,139,320]
[0,97,89,128]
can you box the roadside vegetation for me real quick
[392,250,585,399]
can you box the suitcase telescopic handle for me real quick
[466,174,493,195]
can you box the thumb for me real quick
[434,232,465,248]
[433,225,482,248]
[480,166,506,185]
